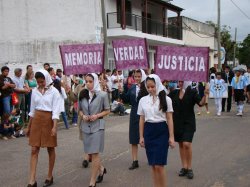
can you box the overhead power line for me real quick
[182,21,215,38]
[229,0,250,20]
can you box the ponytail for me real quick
[159,90,168,112]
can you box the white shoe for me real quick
[217,112,221,116]
[3,136,8,140]
[73,123,78,127]
[11,135,16,139]
[236,112,243,116]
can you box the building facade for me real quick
[0,0,102,76]
[0,0,216,77]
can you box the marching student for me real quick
[26,69,61,187]
[214,72,225,116]
[138,74,175,187]
[231,69,248,116]
[244,66,250,103]
[120,69,148,170]
[78,73,110,187]
[168,80,207,179]
[221,66,234,112]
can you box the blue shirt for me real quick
[231,76,247,89]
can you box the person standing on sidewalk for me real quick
[138,74,175,187]
[168,80,207,179]
[26,69,60,187]
[221,66,234,112]
[78,73,110,187]
[0,66,16,117]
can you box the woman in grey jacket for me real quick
[78,73,110,187]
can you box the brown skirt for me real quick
[29,110,57,148]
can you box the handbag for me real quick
[11,92,19,106]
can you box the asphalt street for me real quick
[0,101,250,187]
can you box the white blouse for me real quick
[29,86,61,120]
[137,95,173,123]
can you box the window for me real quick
[116,0,132,26]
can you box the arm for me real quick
[139,115,145,147]
[1,80,16,90]
[89,93,111,121]
[166,112,175,148]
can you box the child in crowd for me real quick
[0,113,16,140]
[214,72,225,116]
[111,98,126,116]
[10,108,25,137]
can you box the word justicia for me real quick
[114,46,145,61]
[158,55,206,71]
[65,51,102,66]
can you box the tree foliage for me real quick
[205,21,238,65]
[238,34,250,66]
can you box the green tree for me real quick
[238,34,250,66]
[205,21,237,65]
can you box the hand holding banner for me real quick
[59,43,104,75]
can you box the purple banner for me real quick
[59,43,104,75]
[155,46,209,82]
[112,38,149,70]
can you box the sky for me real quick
[171,0,250,42]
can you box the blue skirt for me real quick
[144,121,169,166]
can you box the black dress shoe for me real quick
[27,181,37,187]
[82,160,89,168]
[96,168,107,183]
[186,169,194,179]
[129,160,139,170]
[43,177,53,187]
[178,168,188,176]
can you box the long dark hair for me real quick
[145,77,168,112]
[79,74,94,101]
[53,79,62,94]
[137,80,148,101]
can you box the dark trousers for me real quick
[112,104,125,115]
[222,86,232,112]
[1,127,15,136]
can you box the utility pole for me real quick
[233,27,237,67]
[217,0,221,71]
[101,0,109,69]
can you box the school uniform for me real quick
[168,86,202,142]
[231,75,247,114]
[244,72,250,92]
[221,71,234,112]
[214,79,225,115]
[138,94,173,165]
[28,71,61,148]
[122,84,140,144]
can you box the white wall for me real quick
[182,17,216,67]
[0,0,102,66]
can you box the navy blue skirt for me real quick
[144,121,169,166]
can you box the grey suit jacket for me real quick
[79,91,110,134]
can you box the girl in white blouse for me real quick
[26,69,60,187]
[137,74,175,187]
